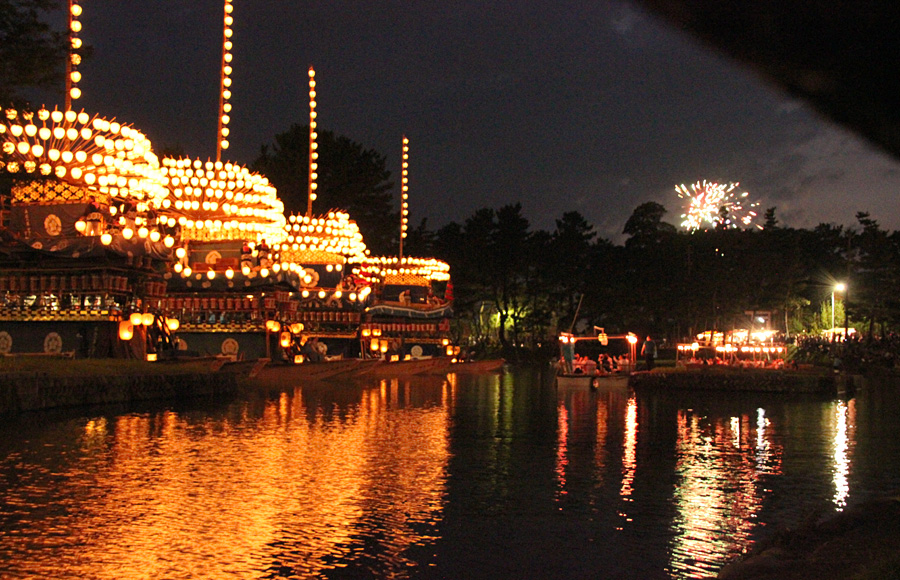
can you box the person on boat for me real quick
[561,339,575,374]
[240,241,253,271]
[83,198,105,236]
[398,289,411,305]
[257,239,271,268]
[302,337,324,362]
[641,336,657,371]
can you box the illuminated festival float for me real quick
[0,106,179,357]
[0,1,458,368]
[353,137,456,366]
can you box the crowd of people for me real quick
[566,353,634,375]
[795,334,900,372]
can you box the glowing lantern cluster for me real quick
[160,156,286,243]
[277,211,367,264]
[217,0,235,158]
[358,256,451,283]
[1,107,167,203]
[67,0,84,106]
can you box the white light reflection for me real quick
[667,407,783,577]
[617,395,637,527]
[832,400,855,510]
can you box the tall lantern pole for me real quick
[399,136,409,260]
[216,0,235,162]
[307,67,318,217]
[65,0,84,110]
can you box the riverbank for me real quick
[0,358,238,414]
[718,497,900,580]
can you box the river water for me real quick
[1,367,899,579]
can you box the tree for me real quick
[623,201,676,248]
[252,125,397,254]
[0,0,69,106]
[547,211,597,327]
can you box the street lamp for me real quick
[832,282,846,339]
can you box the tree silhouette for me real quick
[252,125,397,254]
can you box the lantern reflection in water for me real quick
[667,406,784,577]
[45,381,452,579]
[833,400,856,510]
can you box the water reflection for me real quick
[0,377,451,579]
[666,404,784,577]
[1,370,898,579]
[832,399,856,509]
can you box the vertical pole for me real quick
[831,291,835,336]
[307,67,318,217]
[216,0,234,162]
[65,0,73,110]
[399,136,409,260]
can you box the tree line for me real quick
[251,125,900,361]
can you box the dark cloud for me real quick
[44,0,900,242]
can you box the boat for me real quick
[356,356,451,377]
[441,358,506,373]
[556,372,628,390]
[249,357,374,383]
[219,357,270,378]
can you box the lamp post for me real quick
[832,282,846,340]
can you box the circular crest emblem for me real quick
[0,331,12,354]
[300,268,320,288]
[43,332,63,354]
[205,251,222,265]
[221,338,239,356]
[44,214,62,236]
[410,345,423,358]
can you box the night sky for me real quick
[48,0,900,241]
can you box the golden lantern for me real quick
[165,318,180,332]
[146,353,157,362]
[290,322,304,334]
[379,341,389,354]
[266,320,280,333]
[370,338,379,351]
[100,233,112,245]
[129,312,143,326]
[118,321,134,341]
[141,312,154,326]
[446,346,454,356]
[279,331,291,348]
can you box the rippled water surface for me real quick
[2,368,900,579]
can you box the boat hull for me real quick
[443,359,505,373]
[250,358,372,383]
[557,373,628,389]
[358,357,451,377]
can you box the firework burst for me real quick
[675,180,760,230]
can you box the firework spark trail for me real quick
[675,180,760,230]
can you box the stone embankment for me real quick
[718,498,900,580]
[629,368,836,393]
[0,371,238,414]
